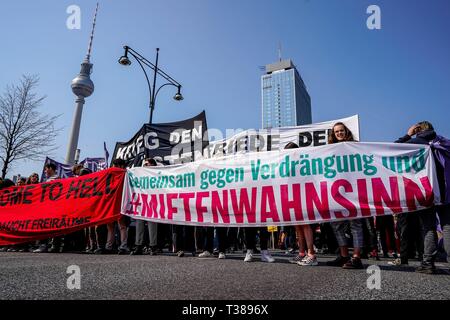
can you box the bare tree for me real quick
[0,75,61,179]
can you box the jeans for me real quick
[86,227,97,250]
[244,228,269,251]
[195,227,207,252]
[226,227,243,251]
[437,204,450,263]
[172,225,195,252]
[419,205,450,266]
[106,217,129,250]
[156,223,171,250]
[201,227,228,253]
[319,223,338,253]
[135,220,158,247]
[95,224,107,249]
[363,218,378,251]
[396,212,424,264]
[50,236,64,249]
[377,215,396,255]
[331,219,364,249]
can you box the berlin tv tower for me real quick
[65,3,99,165]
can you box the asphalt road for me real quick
[1,251,449,300]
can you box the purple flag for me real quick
[40,157,73,182]
[80,157,108,172]
[104,142,110,168]
[431,135,450,205]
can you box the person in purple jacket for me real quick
[394,121,450,274]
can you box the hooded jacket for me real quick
[396,129,448,205]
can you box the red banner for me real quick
[0,168,125,246]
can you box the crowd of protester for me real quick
[0,121,448,275]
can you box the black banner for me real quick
[112,111,208,167]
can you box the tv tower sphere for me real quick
[71,61,94,98]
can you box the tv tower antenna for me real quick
[278,42,282,61]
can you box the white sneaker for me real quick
[33,245,48,253]
[244,250,253,262]
[298,255,318,266]
[261,250,275,263]
[218,252,226,259]
[289,254,306,264]
[198,251,212,258]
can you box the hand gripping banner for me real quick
[121,142,440,227]
[0,168,125,246]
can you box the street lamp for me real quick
[118,46,184,124]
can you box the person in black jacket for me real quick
[392,121,446,274]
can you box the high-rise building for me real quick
[261,59,311,129]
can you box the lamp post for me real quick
[118,46,183,124]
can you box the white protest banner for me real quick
[200,115,359,159]
[121,142,439,227]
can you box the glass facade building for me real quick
[261,59,311,129]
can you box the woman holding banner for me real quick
[284,142,318,266]
[326,122,365,269]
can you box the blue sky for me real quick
[1,0,449,178]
